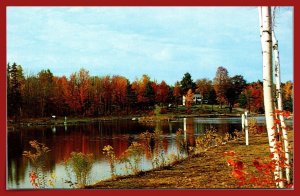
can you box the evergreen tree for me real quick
[7,63,11,117]
[144,81,155,108]
[180,72,196,95]
[8,63,23,121]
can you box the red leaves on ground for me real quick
[225,150,293,188]
[232,169,246,181]
[227,159,235,167]
[253,159,262,171]
[224,150,235,156]
[235,161,244,170]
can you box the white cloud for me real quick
[7,6,293,84]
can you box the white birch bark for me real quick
[244,112,249,145]
[241,114,245,131]
[259,6,282,188]
[272,30,291,184]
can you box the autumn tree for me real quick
[185,89,194,114]
[126,80,137,114]
[240,81,264,113]
[37,69,54,117]
[196,78,212,106]
[101,76,112,115]
[282,81,293,112]
[155,80,169,107]
[86,76,98,116]
[22,75,40,117]
[61,69,91,115]
[52,76,69,116]
[173,81,181,108]
[213,66,230,108]
[111,75,128,111]
[78,69,90,115]
[225,75,247,113]
[131,75,155,109]
[64,73,80,114]
[132,75,147,106]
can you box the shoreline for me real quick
[86,131,294,189]
[7,112,254,129]
[7,112,269,129]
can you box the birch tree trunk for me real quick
[258,6,283,188]
[272,30,291,184]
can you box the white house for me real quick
[182,93,202,105]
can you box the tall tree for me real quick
[156,80,169,106]
[213,66,230,108]
[185,89,194,114]
[37,69,54,117]
[173,81,181,108]
[180,72,195,95]
[259,6,282,188]
[126,80,137,114]
[8,63,24,121]
[23,75,40,117]
[65,73,81,114]
[225,75,247,113]
[89,76,104,116]
[78,68,90,115]
[101,76,112,115]
[52,76,69,116]
[196,78,212,106]
[272,8,291,184]
[282,81,293,111]
[144,81,156,108]
[240,81,264,113]
[132,75,155,109]
[7,63,11,116]
[111,75,128,111]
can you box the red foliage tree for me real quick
[111,75,128,110]
[155,80,169,106]
[242,81,264,113]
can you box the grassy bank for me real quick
[87,131,294,189]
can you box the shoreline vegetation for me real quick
[86,131,293,189]
[7,105,267,129]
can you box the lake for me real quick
[7,116,277,189]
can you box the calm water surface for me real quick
[7,117,275,189]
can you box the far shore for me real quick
[7,109,268,129]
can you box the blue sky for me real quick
[7,6,293,85]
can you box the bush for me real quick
[65,152,93,188]
[23,140,51,188]
[103,145,117,178]
[119,142,145,174]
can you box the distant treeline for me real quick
[7,63,293,121]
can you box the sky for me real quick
[7,6,293,85]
